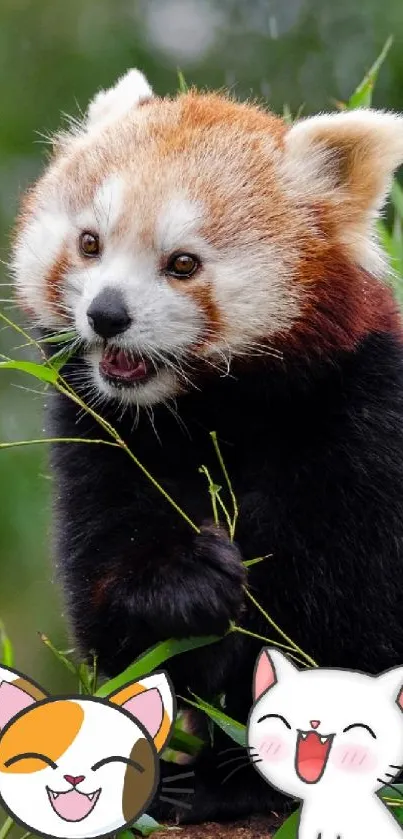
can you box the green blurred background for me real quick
[1,0,403,693]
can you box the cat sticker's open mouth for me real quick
[46,786,101,821]
[295,730,334,783]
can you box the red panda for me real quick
[11,69,403,824]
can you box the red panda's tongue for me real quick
[296,731,333,783]
[100,347,148,381]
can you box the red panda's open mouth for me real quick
[99,346,156,387]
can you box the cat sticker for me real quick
[247,648,403,839]
[0,665,176,839]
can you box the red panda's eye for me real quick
[79,231,100,257]
[166,252,200,279]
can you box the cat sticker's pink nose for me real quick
[64,775,85,787]
[310,720,320,729]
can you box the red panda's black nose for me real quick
[87,288,132,339]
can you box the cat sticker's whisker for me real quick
[218,746,255,756]
[218,755,257,770]
[377,779,403,799]
[222,758,262,785]
[160,787,195,795]
[161,771,195,784]
[159,795,192,810]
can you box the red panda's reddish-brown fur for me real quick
[11,72,403,825]
[15,90,402,360]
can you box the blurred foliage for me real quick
[1,0,403,692]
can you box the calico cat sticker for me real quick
[0,665,175,839]
[247,649,403,839]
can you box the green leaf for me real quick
[96,635,221,698]
[41,330,77,345]
[273,809,300,838]
[177,68,188,93]
[347,36,393,109]
[168,727,204,756]
[282,103,293,125]
[182,693,246,746]
[0,359,58,384]
[131,814,163,836]
[48,345,75,373]
[0,621,14,667]
[391,180,403,221]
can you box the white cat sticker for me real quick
[0,665,176,839]
[247,649,403,839]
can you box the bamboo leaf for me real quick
[182,693,246,746]
[273,810,300,838]
[0,621,14,667]
[0,360,58,384]
[391,180,403,221]
[131,814,163,836]
[347,36,393,109]
[168,728,204,756]
[48,345,75,373]
[177,68,188,93]
[96,635,220,698]
[41,330,77,345]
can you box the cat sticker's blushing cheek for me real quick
[330,743,378,773]
[256,735,291,763]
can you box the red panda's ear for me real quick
[86,68,154,132]
[283,109,403,263]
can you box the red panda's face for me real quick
[11,69,403,406]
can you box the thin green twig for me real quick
[210,431,238,539]
[0,311,200,534]
[199,465,219,526]
[245,587,318,668]
[231,623,306,663]
[244,554,272,568]
[0,438,120,451]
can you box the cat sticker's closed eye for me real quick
[91,755,145,773]
[257,713,291,728]
[5,753,58,769]
[342,723,377,738]
[0,664,176,839]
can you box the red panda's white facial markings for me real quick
[12,69,403,407]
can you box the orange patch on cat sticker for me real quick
[0,701,84,773]
[110,684,170,753]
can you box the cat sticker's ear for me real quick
[0,665,48,730]
[86,68,154,132]
[253,648,298,700]
[109,671,176,753]
[378,665,403,711]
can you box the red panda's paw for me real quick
[189,522,246,634]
